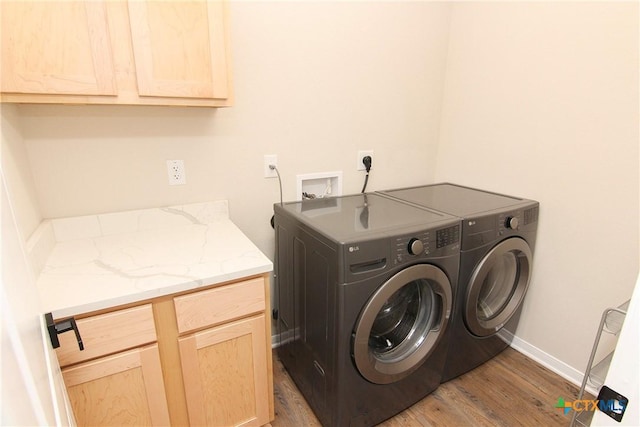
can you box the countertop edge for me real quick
[48,262,273,319]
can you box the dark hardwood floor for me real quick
[271,348,590,426]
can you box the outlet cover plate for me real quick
[264,155,278,178]
[357,150,374,171]
[167,160,186,185]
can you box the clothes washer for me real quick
[274,193,461,426]
[380,183,539,382]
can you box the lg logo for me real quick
[348,246,360,252]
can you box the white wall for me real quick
[1,104,42,240]
[436,2,639,375]
[1,105,66,425]
[15,1,453,259]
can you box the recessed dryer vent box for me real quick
[296,171,343,201]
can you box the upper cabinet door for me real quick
[1,1,117,96]
[127,0,230,100]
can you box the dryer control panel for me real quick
[498,206,539,236]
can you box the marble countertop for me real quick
[30,201,273,319]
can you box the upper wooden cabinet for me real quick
[0,0,232,107]
[0,1,117,96]
[128,1,229,100]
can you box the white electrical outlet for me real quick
[357,150,374,171]
[264,154,278,178]
[167,160,186,185]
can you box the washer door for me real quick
[352,264,453,385]
[465,237,533,337]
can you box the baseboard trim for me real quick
[509,334,598,396]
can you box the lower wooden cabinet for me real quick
[55,274,273,427]
[179,315,270,426]
[62,344,170,426]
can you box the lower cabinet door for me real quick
[62,344,170,426]
[179,315,269,427]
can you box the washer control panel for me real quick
[393,224,460,265]
[436,224,460,248]
[395,231,430,262]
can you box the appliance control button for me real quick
[505,216,519,230]
[408,238,424,255]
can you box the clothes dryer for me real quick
[274,193,460,426]
[380,183,539,382]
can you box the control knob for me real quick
[505,216,519,230]
[408,238,424,255]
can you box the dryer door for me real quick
[465,237,533,337]
[352,264,452,385]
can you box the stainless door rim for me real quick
[352,264,453,385]
[465,237,533,337]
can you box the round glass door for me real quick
[352,264,452,385]
[465,238,533,337]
